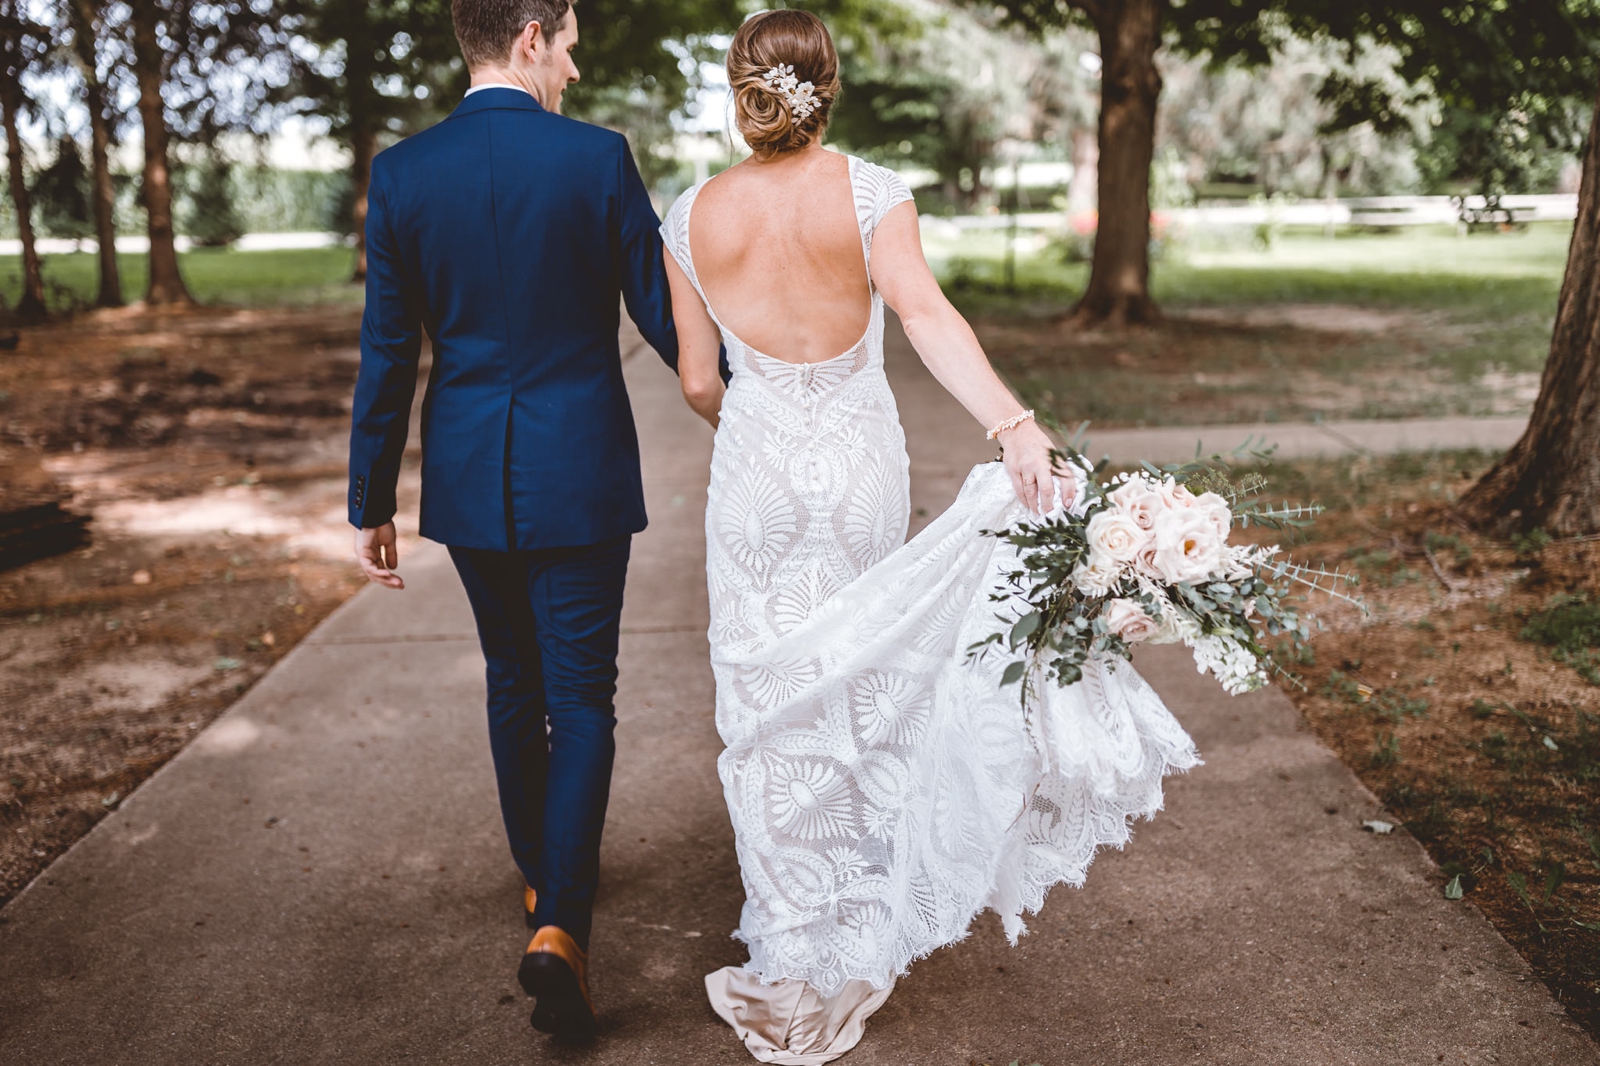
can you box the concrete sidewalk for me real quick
[1082,415,1528,466]
[1,320,1593,1065]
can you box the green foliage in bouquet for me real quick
[969,436,1362,706]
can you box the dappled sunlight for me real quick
[192,716,262,756]
[74,658,218,715]
[1179,226,1573,279]
[94,483,352,561]
[1177,304,1421,333]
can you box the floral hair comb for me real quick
[762,64,820,122]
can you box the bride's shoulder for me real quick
[661,176,713,232]
[847,158,916,223]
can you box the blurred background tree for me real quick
[0,0,1591,351]
[64,0,125,306]
[1178,1,1600,200]
[1173,0,1600,534]
[281,0,462,280]
[127,0,192,305]
[829,0,1096,213]
[0,0,51,320]
[31,134,93,241]
[558,0,742,188]
[123,0,289,304]
[974,0,1597,328]
[1160,33,1426,201]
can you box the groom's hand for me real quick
[355,522,405,590]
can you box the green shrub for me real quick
[1511,528,1552,557]
[184,156,245,248]
[1372,691,1430,722]
[1523,597,1600,651]
[32,136,93,241]
[1372,731,1401,767]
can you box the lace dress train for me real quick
[661,158,1199,1064]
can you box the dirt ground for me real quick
[0,304,415,907]
[1244,451,1600,1038]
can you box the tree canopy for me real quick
[1175,0,1600,197]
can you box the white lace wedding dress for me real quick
[661,157,1200,1065]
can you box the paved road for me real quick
[1,320,1593,1065]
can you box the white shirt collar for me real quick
[465,83,533,98]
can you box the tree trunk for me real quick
[349,125,375,282]
[129,0,191,307]
[1458,89,1600,537]
[1068,0,1162,328]
[69,0,121,307]
[0,73,45,322]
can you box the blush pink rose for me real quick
[1108,479,1166,531]
[1152,507,1225,585]
[1103,598,1161,643]
[1157,477,1197,510]
[1192,491,1232,540]
[1085,509,1148,565]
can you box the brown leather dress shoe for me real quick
[524,885,537,929]
[518,925,596,1041]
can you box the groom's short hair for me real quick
[452,0,571,68]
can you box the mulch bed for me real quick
[1253,451,1600,1039]
[0,304,376,908]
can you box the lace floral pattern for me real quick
[661,157,1201,996]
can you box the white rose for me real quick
[1103,598,1161,643]
[1157,477,1197,510]
[1085,509,1148,565]
[1192,491,1232,540]
[1107,478,1166,532]
[1152,507,1225,585]
[1072,551,1121,597]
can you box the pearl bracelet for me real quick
[986,409,1035,440]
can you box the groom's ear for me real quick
[515,19,545,63]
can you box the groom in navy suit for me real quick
[347,0,676,1040]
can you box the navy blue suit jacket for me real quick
[348,88,678,550]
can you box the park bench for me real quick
[1453,195,1534,232]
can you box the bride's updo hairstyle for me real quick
[728,9,840,158]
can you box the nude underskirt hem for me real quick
[705,966,895,1065]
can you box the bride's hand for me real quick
[998,418,1064,515]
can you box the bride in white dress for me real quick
[661,11,1200,1063]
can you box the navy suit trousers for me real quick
[448,536,631,950]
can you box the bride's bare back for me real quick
[688,149,869,365]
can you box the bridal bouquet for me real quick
[971,448,1360,701]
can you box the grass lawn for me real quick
[0,225,1573,427]
[0,246,364,312]
[932,222,1571,427]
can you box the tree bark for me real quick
[1458,89,1600,537]
[1068,0,1162,328]
[344,9,376,284]
[129,0,191,307]
[349,125,375,282]
[0,66,45,322]
[69,0,121,308]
